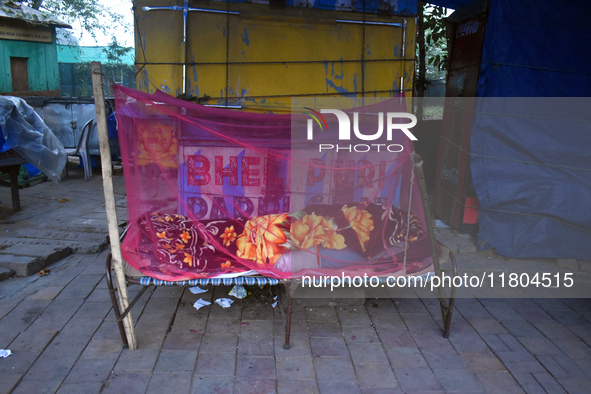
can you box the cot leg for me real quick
[442,297,455,338]
[106,253,129,348]
[283,281,293,350]
[414,154,454,338]
[439,250,458,338]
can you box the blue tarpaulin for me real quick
[468,0,591,260]
[476,0,591,97]
[0,97,66,183]
[471,98,591,260]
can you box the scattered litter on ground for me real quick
[38,269,50,276]
[242,286,274,304]
[189,286,207,294]
[272,301,278,308]
[0,349,12,358]
[58,198,68,203]
[193,299,211,310]
[215,298,234,308]
[241,322,249,326]
[229,285,247,299]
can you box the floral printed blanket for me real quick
[134,202,428,278]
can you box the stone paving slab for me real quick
[0,247,70,276]
[3,228,108,242]
[0,266,14,280]
[0,252,45,276]
[0,172,125,278]
[0,250,591,393]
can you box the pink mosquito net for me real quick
[114,86,433,280]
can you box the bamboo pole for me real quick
[91,62,137,349]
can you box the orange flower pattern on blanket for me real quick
[220,225,237,247]
[236,213,289,266]
[341,205,374,252]
[141,212,220,271]
[180,230,191,243]
[183,253,193,267]
[291,213,346,250]
[138,203,426,277]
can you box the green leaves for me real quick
[103,37,132,63]
[27,0,131,44]
[418,4,448,82]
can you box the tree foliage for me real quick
[423,4,449,81]
[416,3,449,119]
[103,37,133,63]
[26,0,130,43]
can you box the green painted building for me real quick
[57,44,135,97]
[0,1,70,96]
[57,45,134,65]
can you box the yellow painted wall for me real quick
[135,1,415,110]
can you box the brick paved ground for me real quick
[2,249,591,393]
[1,170,590,393]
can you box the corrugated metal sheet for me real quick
[30,98,100,155]
[0,2,71,28]
[135,1,415,109]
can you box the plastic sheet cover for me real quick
[476,0,591,97]
[470,98,591,260]
[115,86,431,280]
[0,96,66,182]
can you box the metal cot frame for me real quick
[93,52,456,351]
[104,155,458,349]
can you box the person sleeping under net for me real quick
[135,202,427,277]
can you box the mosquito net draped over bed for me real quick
[114,86,432,281]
